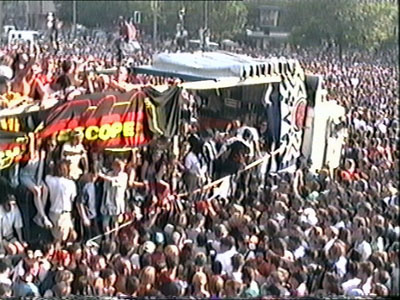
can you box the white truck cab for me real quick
[8,30,39,45]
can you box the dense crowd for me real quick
[0,28,399,298]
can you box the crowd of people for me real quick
[0,25,399,298]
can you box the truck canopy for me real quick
[132,51,297,82]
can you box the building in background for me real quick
[0,0,55,31]
[246,5,290,49]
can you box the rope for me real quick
[85,149,280,246]
[177,149,278,197]
[86,219,135,246]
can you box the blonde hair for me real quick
[55,270,74,284]
[209,276,224,295]
[139,266,156,286]
[164,245,179,258]
[224,279,242,296]
[192,271,208,288]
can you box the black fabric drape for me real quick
[0,130,27,148]
[143,86,182,138]
[266,83,282,147]
[305,75,320,108]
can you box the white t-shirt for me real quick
[185,152,206,177]
[61,142,86,179]
[215,248,237,275]
[236,127,259,157]
[45,175,77,214]
[353,118,366,130]
[0,204,23,238]
[294,246,306,259]
[236,126,260,142]
[334,256,347,278]
[101,171,128,216]
[0,275,12,286]
[110,171,128,203]
[342,276,372,296]
[355,240,372,261]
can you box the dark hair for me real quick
[194,254,207,267]
[4,194,16,203]
[188,135,203,155]
[242,266,254,283]
[166,255,179,269]
[0,76,8,94]
[120,241,134,257]
[211,260,222,275]
[263,284,281,297]
[220,236,234,249]
[0,260,10,273]
[126,276,140,295]
[140,253,152,268]
[100,241,117,256]
[201,128,214,139]
[231,254,244,271]
[160,282,181,297]
[0,283,11,297]
[61,60,74,73]
[242,128,253,142]
[55,74,72,91]
[196,232,207,247]
[358,262,374,277]
[293,272,307,284]
[101,268,115,279]
[67,243,81,253]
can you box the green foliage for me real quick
[283,0,398,51]
[55,0,248,40]
[208,1,248,40]
[55,0,397,50]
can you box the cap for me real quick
[142,241,156,254]
[71,129,84,138]
[5,194,17,203]
[154,232,165,245]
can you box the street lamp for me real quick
[179,7,185,28]
[151,0,158,48]
[72,0,77,38]
[204,1,208,30]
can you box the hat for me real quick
[301,208,318,226]
[142,241,156,254]
[0,65,13,80]
[346,288,365,297]
[154,232,165,245]
[71,129,84,138]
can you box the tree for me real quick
[282,0,398,51]
[55,1,123,28]
[208,1,248,40]
[55,0,248,41]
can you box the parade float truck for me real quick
[0,51,346,176]
[133,51,346,174]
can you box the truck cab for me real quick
[8,30,39,45]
